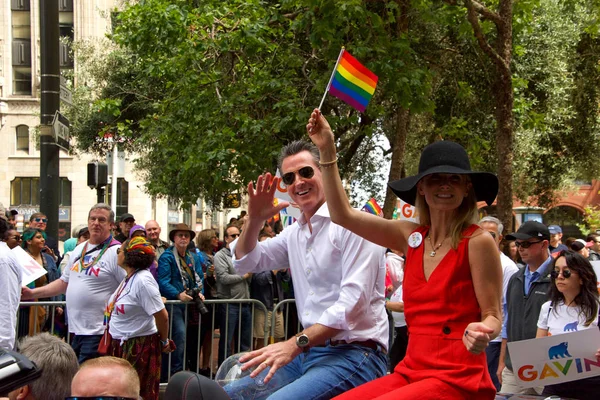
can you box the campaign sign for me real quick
[508,329,600,388]
[397,200,419,223]
[12,246,47,286]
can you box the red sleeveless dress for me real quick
[334,224,496,399]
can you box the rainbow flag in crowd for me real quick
[362,198,383,217]
[328,49,378,113]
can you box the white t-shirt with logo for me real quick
[108,269,165,340]
[61,240,125,335]
[537,300,599,335]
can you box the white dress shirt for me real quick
[232,203,389,350]
[0,242,22,351]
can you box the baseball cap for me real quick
[548,225,562,234]
[77,227,89,238]
[119,213,135,222]
[505,221,550,241]
[571,239,593,252]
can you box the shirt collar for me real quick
[297,202,330,225]
[525,255,553,278]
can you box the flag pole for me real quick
[318,47,345,111]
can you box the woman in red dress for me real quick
[307,109,502,399]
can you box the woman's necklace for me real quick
[428,235,446,257]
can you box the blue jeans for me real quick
[162,304,186,380]
[71,334,103,364]
[218,303,252,366]
[225,343,387,400]
[486,341,501,392]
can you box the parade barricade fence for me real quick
[16,298,302,384]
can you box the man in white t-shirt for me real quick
[0,209,22,351]
[479,216,519,392]
[22,203,125,363]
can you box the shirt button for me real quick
[309,291,314,295]
[307,247,312,252]
[305,312,309,316]
[307,269,311,275]
[442,326,451,335]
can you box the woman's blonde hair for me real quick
[197,229,217,253]
[415,177,479,248]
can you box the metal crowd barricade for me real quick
[16,300,68,341]
[161,298,270,382]
[271,299,303,343]
[16,298,299,384]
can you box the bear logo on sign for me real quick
[548,342,572,359]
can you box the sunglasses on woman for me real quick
[282,166,315,186]
[515,240,542,249]
[551,269,573,279]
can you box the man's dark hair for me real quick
[225,224,240,238]
[586,233,599,242]
[0,218,8,238]
[277,140,320,171]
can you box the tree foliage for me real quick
[68,0,600,216]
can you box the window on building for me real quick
[59,24,74,69]
[58,0,73,12]
[16,124,29,152]
[12,7,31,95]
[11,0,30,12]
[11,177,72,206]
[105,178,129,217]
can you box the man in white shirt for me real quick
[21,203,124,363]
[0,208,22,351]
[478,216,519,392]
[229,140,388,400]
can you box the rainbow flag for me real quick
[362,198,383,217]
[329,50,378,113]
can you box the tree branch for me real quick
[471,0,503,26]
[463,0,509,73]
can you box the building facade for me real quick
[0,1,238,245]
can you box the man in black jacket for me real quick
[498,221,552,395]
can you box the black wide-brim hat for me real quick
[388,141,498,206]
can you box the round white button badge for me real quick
[408,232,423,248]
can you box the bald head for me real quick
[145,220,162,243]
[71,357,140,399]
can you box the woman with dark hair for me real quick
[195,229,218,376]
[107,236,174,400]
[536,250,600,399]
[308,110,502,399]
[501,240,520,265]
[20,228,61,336]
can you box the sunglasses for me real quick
[34,218,48,223]
[551,269,573,279]
[10,235,22,241]
[282,166,315,186]
[229,233,240,239]
[489,232,496,240]
[515,240,543,249]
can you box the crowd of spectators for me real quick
[1,191,599,400]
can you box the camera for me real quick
[186,287,209,315]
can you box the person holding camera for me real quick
[158,223,205,380]
[215,224,253,366]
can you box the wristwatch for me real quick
[160,338,170,347]
[295,332,310,352]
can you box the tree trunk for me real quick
[383,107,410,219]
[494,0,514,233]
